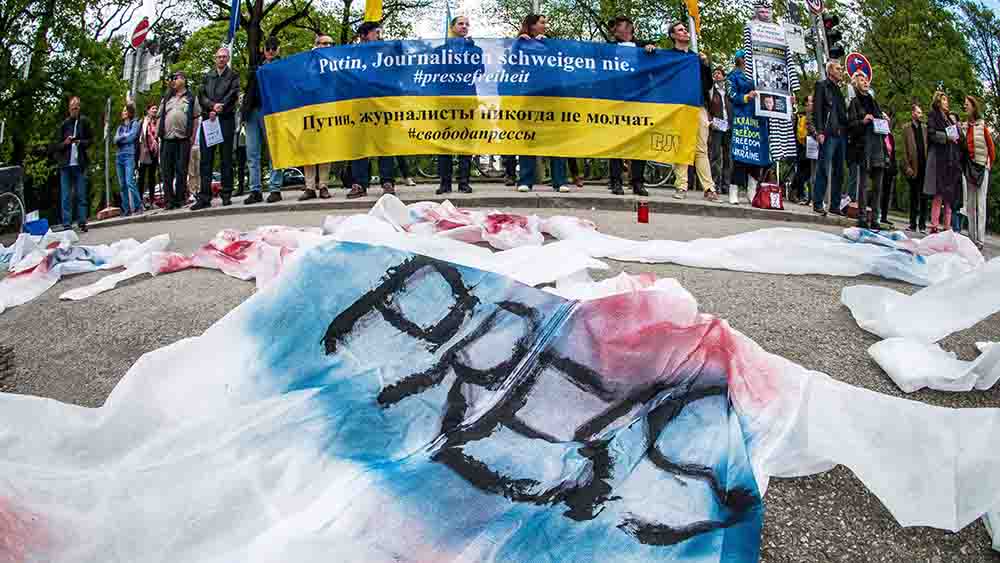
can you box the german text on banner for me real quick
[258,38,703,169]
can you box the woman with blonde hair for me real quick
[962,95,994,249]
[923,91,963,232]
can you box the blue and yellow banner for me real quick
[258,38,703,169]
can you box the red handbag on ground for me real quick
[751,183,785,210]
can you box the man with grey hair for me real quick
[811,59,848,216]
[192,46,240,211]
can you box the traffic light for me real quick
[823,13,845,60]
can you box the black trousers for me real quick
[159,138,190,208]
[236,145,247,194]
[881,170,895,222]
[351,157,396,189]
[857,166,885,226]
[709,130,731,189]
[907,171,928,229]
[395,156,412,179]
[790,158,812,201]
[198,114,236,204]
[502,155,517,178]
[138,159,158,205]
[438,155,471,187]
[609,159,646,187]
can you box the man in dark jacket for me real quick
[242,36,284,205]
[902,103,928,232]
[193,47,241,210]
[812,60,848,216]
[708,65,733,193]
[158,70,197,209]
[50,96,94,231]
[606,15,655,196]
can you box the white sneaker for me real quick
[517,185,531,193]
[405,177,417,186]
[673,190,687,200]
[557,185,571,193]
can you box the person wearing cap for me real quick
[192,46,241,211]
[348,21,397,199]
[157,70,197,210]
[668,21,718,201]
[726,50,769,204]
[242,36,284,205]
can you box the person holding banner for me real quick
[242,36,285,205]
[348,22,397,199]
[606,15,655,196]
[301,34,337,201]
[436,16,479,195]
[924,91,962,233]
[847,72,889,230]
[741,0,799,163]
[514,14,570,194]
[192,47,241,211]
[727,51,768,204]
[669,21,717,201]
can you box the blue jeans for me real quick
[813,135,845,211]
[59,166,89,226]
[116,155,141,215]
[245,108,281,193]
[517,156,567,189]
[952,210,964,232]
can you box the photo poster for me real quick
[750,21,793,121]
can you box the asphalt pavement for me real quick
[1,206,998,562]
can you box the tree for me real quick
[958,1,1000,130]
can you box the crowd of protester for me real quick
[48,12,993,248]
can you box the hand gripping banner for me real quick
[258,38,703,168]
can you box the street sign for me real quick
[138,53,163,92]
[784,23,808,54]
[131,17,150,49]
[806,0,824,14]
[846,52,873,81]
[122,50,136,81]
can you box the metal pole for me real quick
[813,13,827,81]
[130,45,144,101]
[689,15,698,52]
[104,96,111,209]
[0,119,5,149]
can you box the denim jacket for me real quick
[115,119,140,159]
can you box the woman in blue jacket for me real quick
[114,104,141,215]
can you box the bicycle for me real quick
[416,154,508,180]
[643,161,676,188]
[0,165,26,239]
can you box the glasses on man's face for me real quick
[317,41,333,46]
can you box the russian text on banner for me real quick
[258,38,703,169]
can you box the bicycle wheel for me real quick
[644,163,674,188]
[474,155,506,178]
[0,192,25,236]
[415,156,439,179]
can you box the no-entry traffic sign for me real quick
[805,0,824,14]
[131,17,150,49]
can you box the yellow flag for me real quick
[685,0,701,34]
[365,0,382,22]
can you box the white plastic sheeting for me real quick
[841,257,1000,343]
[867,338,1000,393]
[542,216,984,286]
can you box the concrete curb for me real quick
[89,190,855,231]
